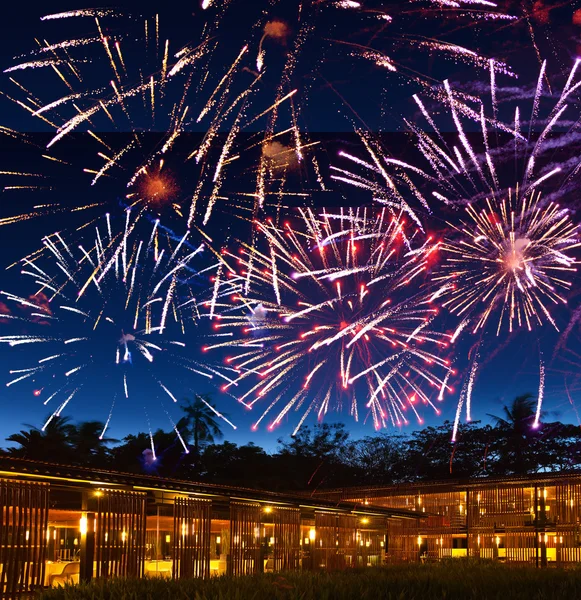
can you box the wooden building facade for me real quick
[314,472,581,567]
[0,458,416,598]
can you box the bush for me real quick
[38,561,581,600]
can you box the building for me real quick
[312,472,581,567]
[0,457,416,598]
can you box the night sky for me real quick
[1,0,581,452]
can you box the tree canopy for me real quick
[3,394,581,491]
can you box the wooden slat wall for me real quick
[273,507,300,572]
[0,479,49,599]
[229,502,261,576]
[338,514,358,569]
[172,497,211,580]
[556,484,581,525]
[505,529,536,563]
[386,518,419,563]
[357,521,385,566]
[313,511,336,570]
[94,489,146,579]
[556,526,581,564]
[468,486,533,529]
[313,512,358,571]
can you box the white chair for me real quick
[50,562,80,587]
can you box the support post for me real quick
[80,492,95,583]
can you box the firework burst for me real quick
[435,189,579,334]
[203,207,455,433]
[0,210,234,437]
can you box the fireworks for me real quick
[0,210,233,434]
[1,2,517,230]
[333,60,581,220]
[203,207,455,432]
[328,61,581,435]
[435,189,579,334]
[1,4,580,438]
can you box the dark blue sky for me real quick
[1,1,581,452]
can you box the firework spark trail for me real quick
[198,393,237,430]
[204,207,455,432]
[533,356,545,429]
[0,211,232,431]
[465,356,478,422]
[452,361,478,443]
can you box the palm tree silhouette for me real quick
[180,394,224,456]
[488,393,539,475]
[6,415,75,463]
[71,421,117,466]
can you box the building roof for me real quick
[311,470,581,500]
[0,456,421,520]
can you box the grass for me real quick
[38,560,581,600]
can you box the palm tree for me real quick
[180,395,224,455]
[71,421,117,467]
[6,415,75,463]
[488,393,539,475]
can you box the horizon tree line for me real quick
[1,393,580,492]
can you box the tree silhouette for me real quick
[488,393,539,475]
[71,421,117,467]
[180,394,224,456]
[6,415,75,463]
[3,395,581,486]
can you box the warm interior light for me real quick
[94,490,103,497]
[309,528,316,541]
[263,506,273,514]
[25,530,30,541]
[361,518,369,525]
[121,531,127,543]
[216,536,221,544]
[165,534,171,543]
[495,536,500,546]
[417,536,422,547]
[304,537,310,545]
[80,516,88,536]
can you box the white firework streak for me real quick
[533,357,544,429]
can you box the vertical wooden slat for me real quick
[273,507,300,572]
[94,489,146,580]
[0,479,49,599]
[172,497,212,579]
[229,502,261,576]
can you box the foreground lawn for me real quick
[38,560,581,600]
